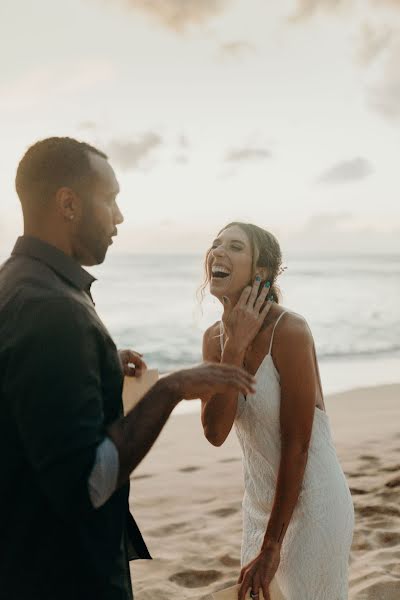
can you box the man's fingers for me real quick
[120,349,147,377]
[213,362,253,379]
[215,367,255,390]
[126,365,137,377]
[128,354,147,371]
[201,376,255,399]
[183,364,256,400]
[213,378,254,396]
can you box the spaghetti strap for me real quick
[268,311,287,355]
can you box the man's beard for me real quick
[75,221,109,266]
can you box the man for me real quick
[0,137,255,600]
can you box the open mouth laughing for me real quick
[211,264,232,282]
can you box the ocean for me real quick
[89,253,400,410]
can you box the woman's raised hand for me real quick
[222,278,273,354]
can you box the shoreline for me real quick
[172,351,400,414]
[130,382,400,599]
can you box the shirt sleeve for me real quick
[88,437,119,508]
[4,296,107,520]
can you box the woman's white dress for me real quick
[221,312,354,600]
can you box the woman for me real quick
[200,222,354,600]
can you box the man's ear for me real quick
[55,187,83,223]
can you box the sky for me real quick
[0,0,399,255]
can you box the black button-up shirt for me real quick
[0,236,150,600]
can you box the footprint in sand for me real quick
[346,471,368,479]
[150,521,188,536]
[359,454,380,462]
[377,530,400,547]
[350,487,369,495]
[169,569,222,588]
[179,466,201,473]
[356,504,400,518]
[197,497,217,504]
[210,507,239,518]
[356,579,400,600]
[386,476,400,488]
[352,539,373,552]
[382,464,400,473]
[219,554,241,567]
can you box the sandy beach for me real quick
[128,383,400,600]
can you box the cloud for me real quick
[79,121,98,131]
[284,212,400,254]
[302,212,352,231]
[288,2,400,120]
[107,132,162,171]
[290,0,348,21]
[225,147,272,163]
[178,134,190,149]
[175,154,189,165]
[291,0,400,21]
[370,0,400,8]
[0,60,115,111]
[357,22,394,65]
[219,41,255,58]
[121,0,231,32]
[367,41,400,118]
[317,157,374,184]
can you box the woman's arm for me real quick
[238,315,319,600]
[201,280,272,446]
[263,315,316,546]
[201,325,246,446]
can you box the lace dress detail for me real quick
[220,313,354,599]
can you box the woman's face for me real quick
[207,225,254,301]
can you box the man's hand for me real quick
[109,362,256,487]
[167,362,256,401]
[118,349,147,377]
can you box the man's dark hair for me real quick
[15,137,108,207]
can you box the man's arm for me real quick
[108,363,256,487]
[6,297,255,512]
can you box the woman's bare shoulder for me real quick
[275,309,313,346]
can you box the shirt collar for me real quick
[12,236,96,293]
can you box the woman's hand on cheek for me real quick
[222,278,273,354]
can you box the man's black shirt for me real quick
[0,236,150,599]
